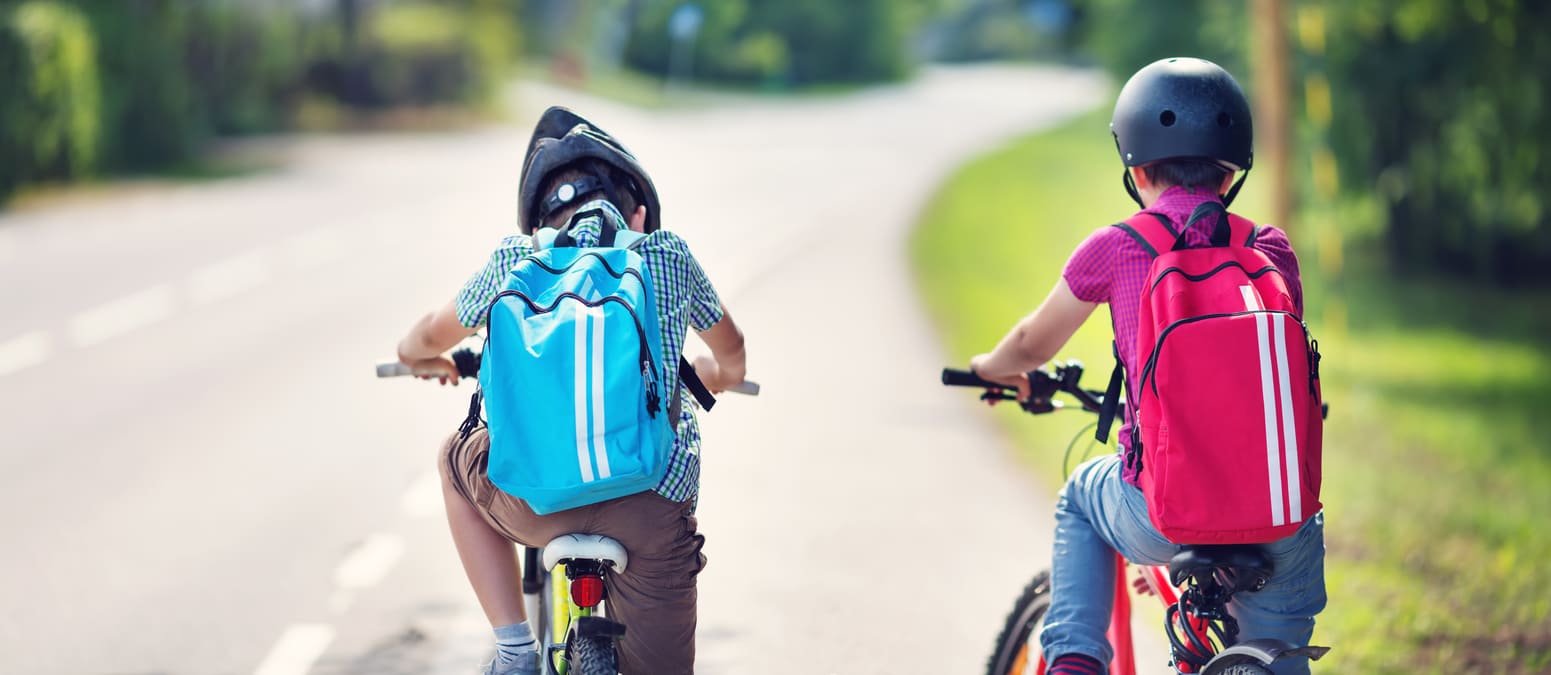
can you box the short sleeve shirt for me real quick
[1062,187,1304,487]
[454,201,724,504]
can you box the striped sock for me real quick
[493,621,537,666]
[1047,652,1105,675]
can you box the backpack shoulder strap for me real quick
[620,230,719,416]
[614,230,647,250]
[1111,212,1178,259]
[1183,202,1260,249]
[1227,213,1260,247]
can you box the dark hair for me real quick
[537,161,642,231]
[1142,159,1232,192]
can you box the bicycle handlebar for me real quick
[377,348,761,396]
[941,360,1110,415]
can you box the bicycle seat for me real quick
[1168,545,1273,591]
[542,533,629,574]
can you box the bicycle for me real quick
[941,362,1329,675]
[380,348,757,674]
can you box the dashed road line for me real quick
[285,226,348,268]
[253,624,335,675]
[0,330,51,376]
[68,284,175,347]
[190,249,273,305]
[0,224,359,379]
[334,533,406,591]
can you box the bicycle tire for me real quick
[569,634,618,675]
[1209,665,1274,675]
[985,571,1052,675]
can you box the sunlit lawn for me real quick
[911,109,1551,673]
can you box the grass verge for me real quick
[910,108,1551,673]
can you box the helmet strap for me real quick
[1220,169,1250,208]
[1123,168,1145,209]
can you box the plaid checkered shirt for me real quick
[454,201,724,505]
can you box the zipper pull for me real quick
[641,359,661,416]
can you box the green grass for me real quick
[911,108,1551,673]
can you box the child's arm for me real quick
[969,279,1097,398]
[396,299,480,383]
[692,304,746,393]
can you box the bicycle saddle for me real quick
[1168,544,1273,591]
[542,533,629,574]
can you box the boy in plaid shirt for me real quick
[395,108,746,675]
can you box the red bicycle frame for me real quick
[1033,553,1216,675]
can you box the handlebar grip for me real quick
[451,348,481,378]
[941,368,1004,389]
[726,381,760,396]
[375,347,483,379]
[376,362,414,378]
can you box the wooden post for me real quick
[1251,0,1293,231]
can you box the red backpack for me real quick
[1105,202,1323,544]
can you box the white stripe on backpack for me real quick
[1274,315,1302,524]
[1243,285,1287,528]
[574,304,596,483]
[590,305,611,479]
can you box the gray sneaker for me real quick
[481,652,542,675]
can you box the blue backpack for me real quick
[468,209,707,514]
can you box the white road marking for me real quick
[253,624,335,675]
[328,589,354,614]
[401,470,444,518]
[189,249,272,305]
[0,228,14,262]
[0,330,51,376]
[333,533,405,591]
[68,284,175,347]
[285,227,347,268]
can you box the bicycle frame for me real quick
[1030,554,1212,675]
[543,562,595,674]
[942,363,1291,675]
[524,542,625,675]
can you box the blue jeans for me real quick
[1038,455,1327,675]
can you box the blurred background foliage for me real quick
[9,0,1543,284]
[1,0,1547,669]
[0,0,520,201]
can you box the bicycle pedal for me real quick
[574,616,626,639]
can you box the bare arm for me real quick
[692,305,746,393]
[396,299,479,382]
[970,279,1097,395]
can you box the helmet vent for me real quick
[1217,112,1233,127]
[1159,110,1176,127]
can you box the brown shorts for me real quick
[440,427,706,675]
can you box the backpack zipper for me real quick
[1149,261,1282,289]
[516,251,647,286]
[1138,309,1308,398]
[488,289,663,417]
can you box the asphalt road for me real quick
[0,64,1168,674]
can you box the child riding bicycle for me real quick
[394,107,747,675]
[965,59,1326,675]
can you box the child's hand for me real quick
[403,356,461,386]
[692,355,728,394]
[968,353,1031,403]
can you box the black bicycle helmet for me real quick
[1111,57,1253,207]
[517,106,661,234]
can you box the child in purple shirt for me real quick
[968,58,1326,675]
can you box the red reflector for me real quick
[571,575,604,607]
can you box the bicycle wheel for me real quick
[568,634,618,675]
[1209,665,1273,675]
[985,571,1052,675]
